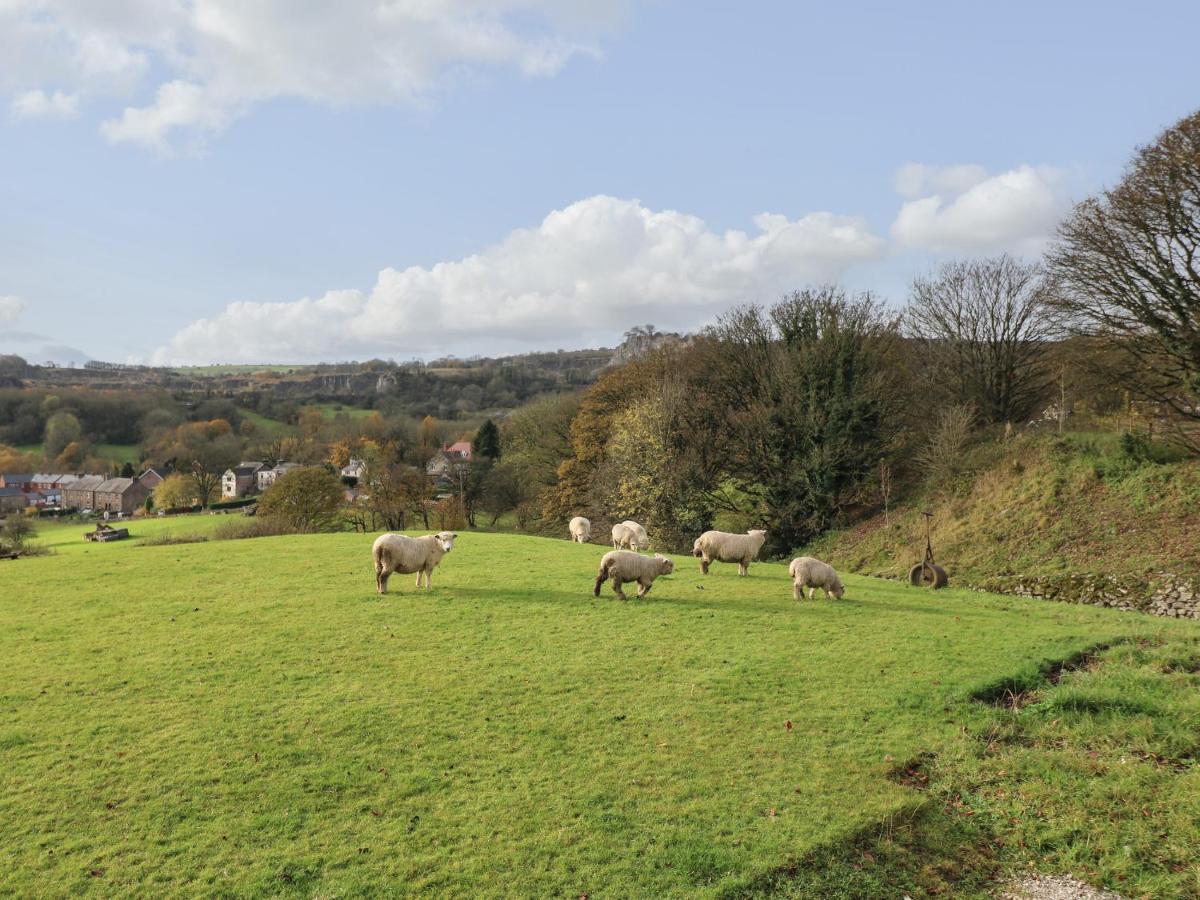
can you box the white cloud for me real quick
[150,195,886,364]
[1,1,613,149]
[890,164,1069,254]
[0,296,26,324]
[10,88,80,119]
[894,163,988,199]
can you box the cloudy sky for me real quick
[1,1,1198,365]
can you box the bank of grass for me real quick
[808,428,1200,583]
[1,531,1197,896]
[237,408,297,437]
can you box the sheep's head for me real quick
[655,554,675,575]
[435,531,457,552]
[748,529,767,540]
[831,578,845,600]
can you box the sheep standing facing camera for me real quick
[692,529,768,576]
[568,516,591,543]
[592,550,674,600]
[372,531,457,593]
[788,556,845,601]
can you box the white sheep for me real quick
[611,520,649,551]
[592,550,675,600]
[692,529,768,576]
[788,556,845,601]
[372,531,457,593]
[568,516,592,543]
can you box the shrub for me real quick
[915,404,977,484]
[208,497,257,511]
[212,516,301,541]
[257,467,345,532]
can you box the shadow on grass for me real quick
[968,642,1115,708]
[717,799,1000,899]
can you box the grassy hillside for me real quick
[2,526,1198,896]
[808,429,1200,584]
[15,442,142,466]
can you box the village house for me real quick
[92,477,150,515]
[0,473,34,491]
[425,442,472,478]
[63,475,106,510]
[222,461,265,499]
[30,473,73,492]
[340,458,367,481]
[255,462,301,492]
[137,466,171,490]
[0,486,28,512]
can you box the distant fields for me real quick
[2,526,1198,896]
[15,443,141,464]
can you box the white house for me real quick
[256,462,302,492]
[340,458,367,480]
[221,461,265,499]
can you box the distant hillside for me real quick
[12,348,618,419]
[806,428,1200,583]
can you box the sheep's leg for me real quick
[700,557,710,575]
[423,568,432,589]
[793,582,802,601]
[807,586,816,601]
[378,569,389,595]
[611,578,627,601]
[637,578,651,598]
[738,560,748,576]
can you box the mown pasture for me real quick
[2,525,1198,897]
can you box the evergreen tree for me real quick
[472,419,501,460]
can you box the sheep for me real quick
[692,529,768,576]
[372,531,457,593]
[788,556,845,601]
[568,516,592,543]
[611,520,649,551]
[592,550,675,600]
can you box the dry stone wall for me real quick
[980,573,1200,619]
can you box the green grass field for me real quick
[14,443,141,465]
[2,525,1198,897]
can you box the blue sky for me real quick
[1,0,1198,365]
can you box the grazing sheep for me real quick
[372,531,457,593]
[592,550,675,600]
[611,520,649,551]
[568,516,591,543]
[692,529,768,576]
[788,556,845,601]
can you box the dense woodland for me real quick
[3,110,1199,560]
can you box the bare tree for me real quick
[905,255,1055,424]
[1048,109,1200,449]
[190,460,220,508]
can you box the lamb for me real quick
[788,556,845,601]
[611,520,649,551]
[372,531,457,593]
[692,529,768,576]
[592,550,675,600]
[568,516,591,543]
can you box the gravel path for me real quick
[998,873,1126,900]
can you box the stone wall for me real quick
[980,572,1200,619]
